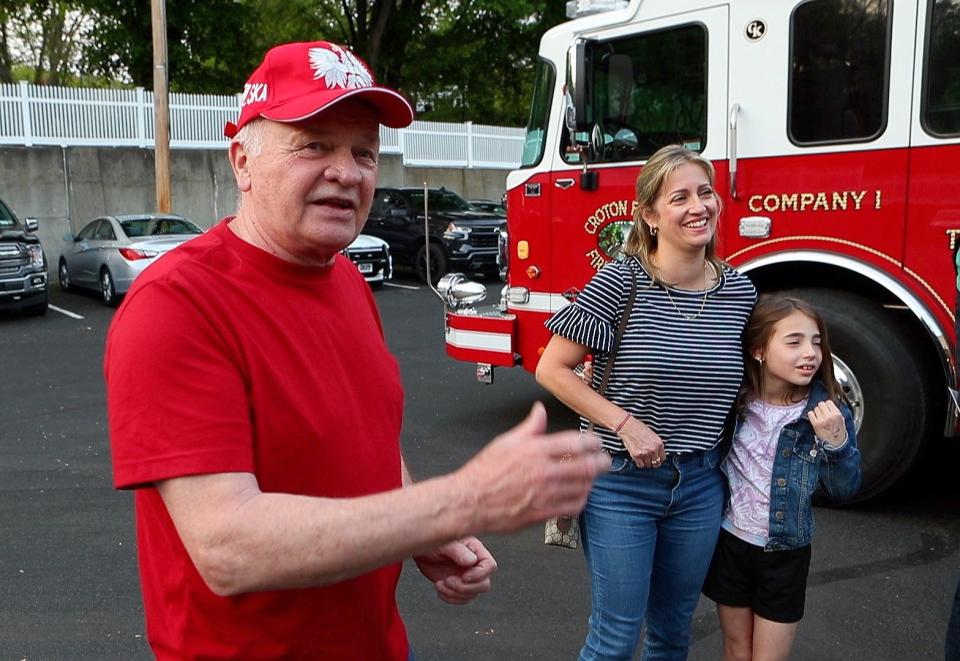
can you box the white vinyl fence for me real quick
[0,81,525,169]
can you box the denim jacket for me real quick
[725,380,862,551]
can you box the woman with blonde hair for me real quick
[537,145,757,660]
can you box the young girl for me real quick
[702,294,862,661]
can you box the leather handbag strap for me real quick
[587,264,639,434]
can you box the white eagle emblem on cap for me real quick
[308,44,373,89]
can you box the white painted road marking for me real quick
[48,304,84,320]
[383,282,420,291]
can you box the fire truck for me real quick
[437,0,960,500]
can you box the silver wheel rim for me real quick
[832,354,863,431]
[59,263,69,289]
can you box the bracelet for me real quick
[817,432,848,450]
[613,412,631,435]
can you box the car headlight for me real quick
[443,223,472,239]
[26,245,44,268]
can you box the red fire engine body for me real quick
[440,0,960,499]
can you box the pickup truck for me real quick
[364,187,505,283]
[0,197,48,316]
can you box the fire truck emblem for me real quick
[309,44,374,89]
[745,19,766,42]
[598,221,633,260]
[582,199,638,271]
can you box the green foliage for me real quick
[405,1,567,124]
[8,61,127,87]
[79,0,261,93]
[2,0,568,124]
[1,0,92,85]
[238,0,431,91]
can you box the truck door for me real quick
[725,0,934,499]
[548,6,729,301]
[904,0,960,344]
[724,0,910,265]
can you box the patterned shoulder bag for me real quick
[544,264,639,549]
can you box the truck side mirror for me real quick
[565,39,592,136]
[24,217,38,232]
[566,37,600,190]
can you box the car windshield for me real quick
[120,217,203,237]
[406,190,473,213]
[471,202,505,214]
[0,199,19,228]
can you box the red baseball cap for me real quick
[224,41,414,138]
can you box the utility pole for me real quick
[151,0,171,213]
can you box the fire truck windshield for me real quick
[560,24,708,164]
[520,58,555,167]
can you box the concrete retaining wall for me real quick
[0,145,509,271]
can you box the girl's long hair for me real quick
[622,144,725,283]
[738,294,844,412]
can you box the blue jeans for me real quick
[947,578,960,661]
[578,447,725,661]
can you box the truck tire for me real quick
[415,243,447,284]
[100,267,119,307]
[790,288,933,501]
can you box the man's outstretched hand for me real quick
[456,402,611,534]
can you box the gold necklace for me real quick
[657,261,713,321]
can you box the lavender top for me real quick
[722,398,808,546]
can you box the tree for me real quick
[2,0,566,125]
[0,0,92,85]
[0,2,18,83]
[405,0,567,124]
[79,0,260,93]
[241,0,430,90]
[243,0,566,125]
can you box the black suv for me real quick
[364,187,504,282]
[0,196,47,315]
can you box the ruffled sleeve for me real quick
[545,304,614,353]
[544,262,627,354]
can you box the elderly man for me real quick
[105,41,608,660]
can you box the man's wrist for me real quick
[444,470,485,539]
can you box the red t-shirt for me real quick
[105,219,408,660]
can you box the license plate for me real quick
[357,262,373,273]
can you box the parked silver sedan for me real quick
[58,214,203,306]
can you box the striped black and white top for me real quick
[545,257,757,454]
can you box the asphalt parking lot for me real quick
[2,275,960,660]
